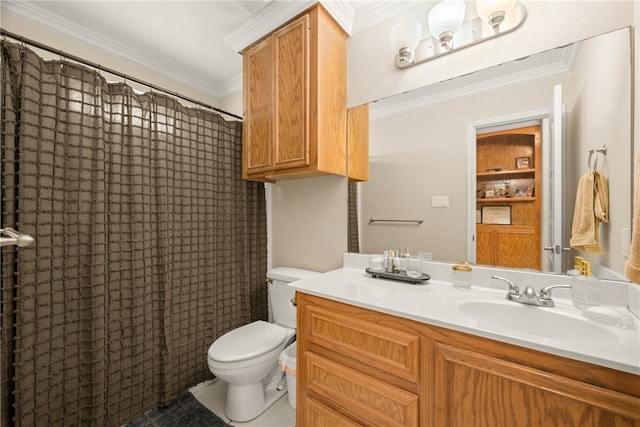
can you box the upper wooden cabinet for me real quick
[242,4,349,181]
[347,104,369,182]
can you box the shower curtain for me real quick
[347,182,360,253]
[0,41,267,426]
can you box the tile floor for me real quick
[190,379,296,427]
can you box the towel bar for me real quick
[588,145,607,171]
[368,218,423,224]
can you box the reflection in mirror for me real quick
[352,27,632,282]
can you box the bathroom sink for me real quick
[442,292,621,345]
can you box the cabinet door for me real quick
[433,342,640,427]
[243,37,273,176]
[273,14,310,170]
[495,226,539,269]
[475,227,494,265]
[476,224,540,269]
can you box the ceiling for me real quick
[2,0,421,100]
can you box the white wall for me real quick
[566,28,632,276]
[270,175,348,272]
[1,13,233,114]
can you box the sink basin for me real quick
[442,292,622,345]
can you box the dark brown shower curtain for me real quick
[348,183,360,253]
[0,41,267,426]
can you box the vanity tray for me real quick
[365,268,430,284]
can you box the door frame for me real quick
[466,108,551,264]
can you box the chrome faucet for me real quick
[492,276,570,307]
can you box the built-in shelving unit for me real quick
[475,126,541,269]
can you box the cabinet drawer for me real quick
[304,303,420,384]
[303,396,364,427]
[305,352,419,427]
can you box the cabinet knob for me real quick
[290,297,297,307]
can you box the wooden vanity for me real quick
[296,292,640,426]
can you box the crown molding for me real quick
[224,0,356,53]
[224,1,315,52]
[370,60,572,120]
[350,1,421,34]
[2,1,233,99]
[319,0,355,35]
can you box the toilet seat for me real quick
[208,320,288,363]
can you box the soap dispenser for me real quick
[569,258,602,309]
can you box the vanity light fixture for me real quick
[428,0,466,51]
[392,0,526,69]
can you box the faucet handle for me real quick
[539,284,571,301]
[492,275,520,295]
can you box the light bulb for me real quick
[390,19,423,63]
[476,0,518,31]
[428,0,466,50]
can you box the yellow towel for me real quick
[625,152,640,284]
[570,170,609,254]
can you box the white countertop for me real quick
[288,264,640,376]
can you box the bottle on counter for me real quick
[569,258,602,309]
[385,250,396,273]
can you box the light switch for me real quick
[432,195,449,207]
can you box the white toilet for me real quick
[207,267,320,422]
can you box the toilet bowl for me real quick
[207,267,320,422]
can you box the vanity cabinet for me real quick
[476,126,542,269]
[296,293,640,427]
[242,4,348,182]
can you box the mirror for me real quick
[353,27,632,281]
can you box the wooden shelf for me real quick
[476,197,535,203]
[477,168,535,178]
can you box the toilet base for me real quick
[225,375,288,422]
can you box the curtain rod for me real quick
[0,28,243,121]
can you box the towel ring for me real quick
[587,145,608,172]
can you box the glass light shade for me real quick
[390,19,423,52]
[428,0,466,39]
[475,0,518,21]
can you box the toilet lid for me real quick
[208,320,288,362]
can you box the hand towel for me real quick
[625,152,640,284]
[570,170,609,254]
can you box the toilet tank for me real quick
[267,267,320,328]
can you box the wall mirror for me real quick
[352,27,632,282]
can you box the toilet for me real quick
[207,267,320,422]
